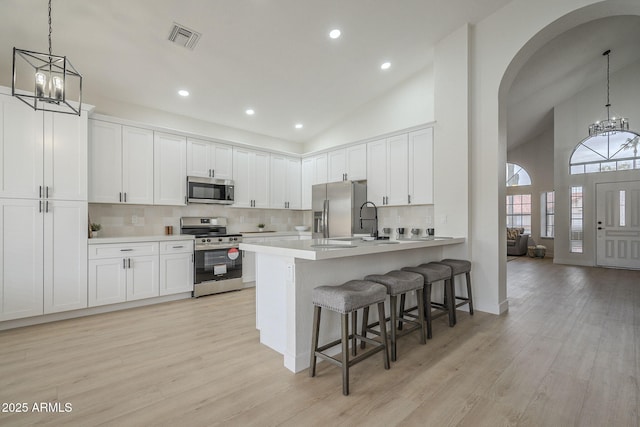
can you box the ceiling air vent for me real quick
[168,23,201,50]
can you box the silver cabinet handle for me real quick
[211,169,214,177]
[45,186,49,198]
[173,245,184,249]
[39,186,42,198]
[123,258,126,269]
[128,258,131,268]
[408,194,411,204]
[119,192,122,202]
[120,249,133,252]
[45,201,49,213]
[39,200,42,213]
[124,192,127,203]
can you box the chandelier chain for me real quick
[48,0,52,57]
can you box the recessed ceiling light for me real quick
[381,62,391,70]
[245,109,255,116]
[295,123,303,129]
[178,89,189,97]
[329,29,341,39]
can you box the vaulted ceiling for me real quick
[1,2,639,150]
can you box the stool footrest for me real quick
[315,343,385,368]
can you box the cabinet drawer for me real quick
[160,240,194,254]
[89,242,159,259]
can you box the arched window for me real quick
[506,163,532,186]
[570,131,640,174]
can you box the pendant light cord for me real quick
[48,0,53,68]
[604,49,611,119]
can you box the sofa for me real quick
[507,227,530,256]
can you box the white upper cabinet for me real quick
[270,155,301,209]
[89,120,153,204]
[123,126,154,204]
[0,97,43,199]
[233,147,270,208]
[366,129,433,206]
[0,95,87,201]
[44,112,88,201]
[154,132,187,206]
[408,128,434,205]
[327,144,366,182]
[301,153,328,209]
[88,120,122,203]
[187,138,233,179]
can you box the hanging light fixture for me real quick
[588,49,628,136]
[12,0,82,115]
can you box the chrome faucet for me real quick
[359,201,378,239]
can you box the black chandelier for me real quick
[587,49,628,136]
[12,0,82,115]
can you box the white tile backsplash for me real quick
[89,203,433,238]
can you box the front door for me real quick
[596,181,640,269]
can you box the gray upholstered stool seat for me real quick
[401,263,455,339]
[310,280,390,396]
[432,259,474,322]
[312,280,387,313]
[363,270,426,361]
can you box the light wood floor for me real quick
[1,258,639,426]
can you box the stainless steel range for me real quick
[180,217,243,297]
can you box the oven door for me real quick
[187,177,234,204]
[194,247,242,284]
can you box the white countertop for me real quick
[239,236,465,260]
[88,235,195,245]
[240,231,310,237]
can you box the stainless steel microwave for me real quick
[187,176,234,204]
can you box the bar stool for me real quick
[362,270,426,361]
[310,280,390,396]
[401,263,454,339]
[433,259,473,323]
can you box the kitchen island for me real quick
[239,236,465,373]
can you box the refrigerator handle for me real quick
[323,199,329,238]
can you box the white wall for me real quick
[469,0,640,314]
[507,127,555,255]
[303,66,435,153]
[553,60,640,265]
[92,96,303,155]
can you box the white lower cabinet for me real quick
[159,240,194,296]
[0,199,87,321]
[88,242,159,307]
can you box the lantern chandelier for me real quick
[12,0,82,115]
[588,49,628,136]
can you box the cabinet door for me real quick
[186,138,211,177]
[0,199,44,321]
[88,120,122,203]
[286,157,301,209]
[44,112,87,201]
[232,147,251,207]
[154,132,186,206]
[0,96,43,199]
[386,134,409,206]
[43,201,88,314]
[315,154,328,184]
[366,139,387,206]
[251,151,271,208]
[270,155,287,208]
[88,258,127,307]
[126,255,159,301]
[408,128,434,205]
[327,149,346,182]
[123,126,154,204]
[346,144,367,181]
[212,143,233,179]
[301,157,314,210]
[159,253,193,296]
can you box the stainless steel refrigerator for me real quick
[312,181,368,238]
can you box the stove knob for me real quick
[218,238,223,242]
[206,238,211,243]
[233,237,238,241]
[201,239,206,243]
